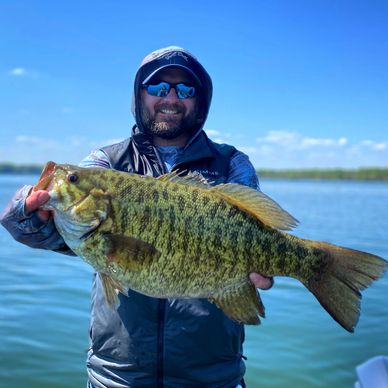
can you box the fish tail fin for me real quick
[301,240,387,332]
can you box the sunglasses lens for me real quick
[146,82,171,97]
[144,82,196,99]
[175,84,196,99]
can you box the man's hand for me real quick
[249,273,273,290]
[25,190,51,222]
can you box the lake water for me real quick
[0,175,387,388]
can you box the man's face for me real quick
[140,68,200,142]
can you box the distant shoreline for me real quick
[0,164,43,174]
[257,168,388,181]
[1,163,388,181]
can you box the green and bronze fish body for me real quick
[34,162,387,332]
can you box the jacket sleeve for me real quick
[227,150,260,190]
[0,150,111,255]
[0,185,72,254]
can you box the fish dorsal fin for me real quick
[157,170,212,188]
[158,172,297,230]
[211,184,298,231]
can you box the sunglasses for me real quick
[143,82,196,99]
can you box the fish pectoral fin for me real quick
[209,280,265,325]
[104,234,161,271]
[211,184,298,231]
[99,272,128,308]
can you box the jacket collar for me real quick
[131,126,216,168]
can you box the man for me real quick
[1,46,272,387]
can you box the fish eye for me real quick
[67,172,79,183]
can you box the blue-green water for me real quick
[0,175,387,387]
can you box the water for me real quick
[0,175,387,387]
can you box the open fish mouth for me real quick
[33,161,57,191]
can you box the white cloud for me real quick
[4,135,86,164]
[375,143,387,151]
[238,146,258,154]
[358,140,387,151]
[301,136,348,147]
[256,130,348,150]
[61,107,73,114]
[233,129,388,168]
[257,130,299,146]
[15,135,61,151]
[12,135,124,157]
[9,67,27,76]
[201,129,388,168]
[205,129,221,137]
[16,135,41,144]
[204,128,229,144]
[89,138,125,149]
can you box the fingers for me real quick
[249,273,274,290]
[25,190,50,213]
[25,190,51,222]
[36,209,51,222]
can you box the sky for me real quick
[0,0,387,169]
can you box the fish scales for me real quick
[33,162,388,332]
[92,176,322,293]
[54,171,349,293]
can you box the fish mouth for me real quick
[33,161,57,191]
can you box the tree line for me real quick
[0,163,43,174]
[1,163,388,180]
[257,168,388,181]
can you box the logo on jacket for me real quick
[196,170,219,177]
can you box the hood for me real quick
[131,46,213,135]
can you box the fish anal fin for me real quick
[104,234,161,271]
[209,280,265,325]
[212,184,298,231]
[99,273,128,308]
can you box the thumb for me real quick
[25,190,50,214]
[249,273,274,290]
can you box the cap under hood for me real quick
[132,46,213,135]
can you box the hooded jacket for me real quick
[86,47,252,388]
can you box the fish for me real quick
[33,161,387,332]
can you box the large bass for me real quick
[33,162,387,332]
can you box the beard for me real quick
[140,101,200,140]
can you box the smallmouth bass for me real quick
[33,162,387,332]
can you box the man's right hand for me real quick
[25,190,51,222]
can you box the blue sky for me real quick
[0,0,387,168]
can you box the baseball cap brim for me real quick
[142,64,202,86]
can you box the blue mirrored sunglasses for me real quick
[143,82,196,99]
